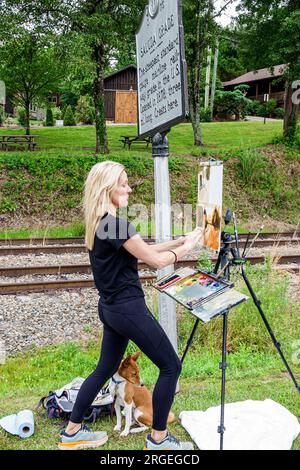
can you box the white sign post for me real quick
[263,94,269,124]
[136,0,188,357]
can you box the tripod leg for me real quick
[218,310,229,450]
[181,319,200,364]
[241,267,300,393]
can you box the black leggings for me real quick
[70,296,182,430]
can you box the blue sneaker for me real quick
[144,432,194,451]
[58,424,108,450]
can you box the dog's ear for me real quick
[131,352,141,362]
[121,355,131,367]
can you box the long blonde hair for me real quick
[84,161,125,250]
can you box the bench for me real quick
[119,135,152,150]
[0,135,38,151]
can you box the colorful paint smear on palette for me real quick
[165,272,226,309]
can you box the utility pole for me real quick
[204,46,212,109]
[210,39,219,116]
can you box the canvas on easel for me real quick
[196,160,223,253]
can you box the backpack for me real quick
[36,377,114,426]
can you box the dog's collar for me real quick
[112,376,125,385]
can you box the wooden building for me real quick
[223,64,286,107]
[4,65,138,123]
[104,64,137,123]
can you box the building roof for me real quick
[104,64,137,81]
[223,64,287,87]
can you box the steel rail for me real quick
[1,256,299,295]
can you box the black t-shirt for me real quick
[89,212,144,304]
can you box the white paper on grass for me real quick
[179,399,300,450]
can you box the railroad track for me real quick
[0,231,299,247]
[0,236,299,256]
[1,256,299,295]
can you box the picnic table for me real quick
[119,135,152,150]
[0,134,38,151]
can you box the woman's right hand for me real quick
[183,227,203,251]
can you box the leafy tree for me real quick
[1,0,147,152]
[16,107,26,127]
[0,25,66,134]
[183,0,236,145]
[76,95,95,124]
[57,34,95,109]
[183,0,214,145]
[238,0,300,141]
[64,105,76,126]
[70,0,147,153]
[218,28,246,82]
[46,107,54,126]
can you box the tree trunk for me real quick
[284,80,299,141]
[188,1,214,146]
[25,99,30,135]
[210,40,219,117]
[189,96,202,146]
[188,4,203,147]
[93,44,108,154]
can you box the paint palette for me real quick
[191,289,249,323]
[154,268,233,311]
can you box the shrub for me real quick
[254,99,278,118]
[16,107,26,127]
[274,107,284,119]
[61,105,67,120]
[246,100,262,116]
[200,107,212,122]
[52,107,62,120]
[46,107,54,127]
[237,149,268,185]
[257,103,268,117]
[214,86,252,120]
[75,95,95,124]
[63,105,76,126]
[265,98,277,117]
[3,116,15,126]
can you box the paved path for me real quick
[245,116,282,122]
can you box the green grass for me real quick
[0,266,299,450]
[0,223,86,239]
[1,121,298,227]
[0,345,299,450]
[0,221,289,240]
[0,121,283,155]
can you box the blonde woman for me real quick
[59,161,202,451]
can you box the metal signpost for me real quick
[263,93,269,124]
[136,0,188,350]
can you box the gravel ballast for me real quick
[0,244,299,361]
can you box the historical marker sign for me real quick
[136,0,188,138]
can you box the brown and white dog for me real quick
[109,352,175,437]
